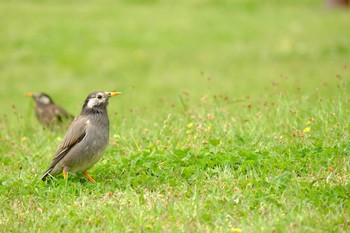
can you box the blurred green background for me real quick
[1,0,349,121]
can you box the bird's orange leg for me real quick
[63,168,68,181]
[82,172,96,183]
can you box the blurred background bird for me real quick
[26,92,74,127]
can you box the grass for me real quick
[0,0,350,232]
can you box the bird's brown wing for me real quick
[41,116,87,180]
[53,104,74,122]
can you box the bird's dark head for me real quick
[82,91,121,114]
[26,92,54,105]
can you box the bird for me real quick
[26,92,73,126]
[41,91,122,182]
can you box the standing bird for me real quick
[26,92,73,126]
[41,91,121,182]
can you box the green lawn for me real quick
[0,1,349,232]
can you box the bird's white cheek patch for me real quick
[40,96,51,105]
[87,99,97,108]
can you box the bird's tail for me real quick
[41,168,52,181]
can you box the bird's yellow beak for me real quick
[108,91,122,97]
[26,92,33,97]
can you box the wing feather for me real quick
[41,116,87,180]
[53,105,74,121]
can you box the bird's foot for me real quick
[82,172,96,183]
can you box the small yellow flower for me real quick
[206,124,212,131]
[187,122,193,128]
[303,127,311,133]
[21,137,27,142]
[231,228,242,232]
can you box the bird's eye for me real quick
[97,95,102,99]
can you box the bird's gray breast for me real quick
[83,115,109,155]
[85,117,109,154]
[66,114,110,173]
